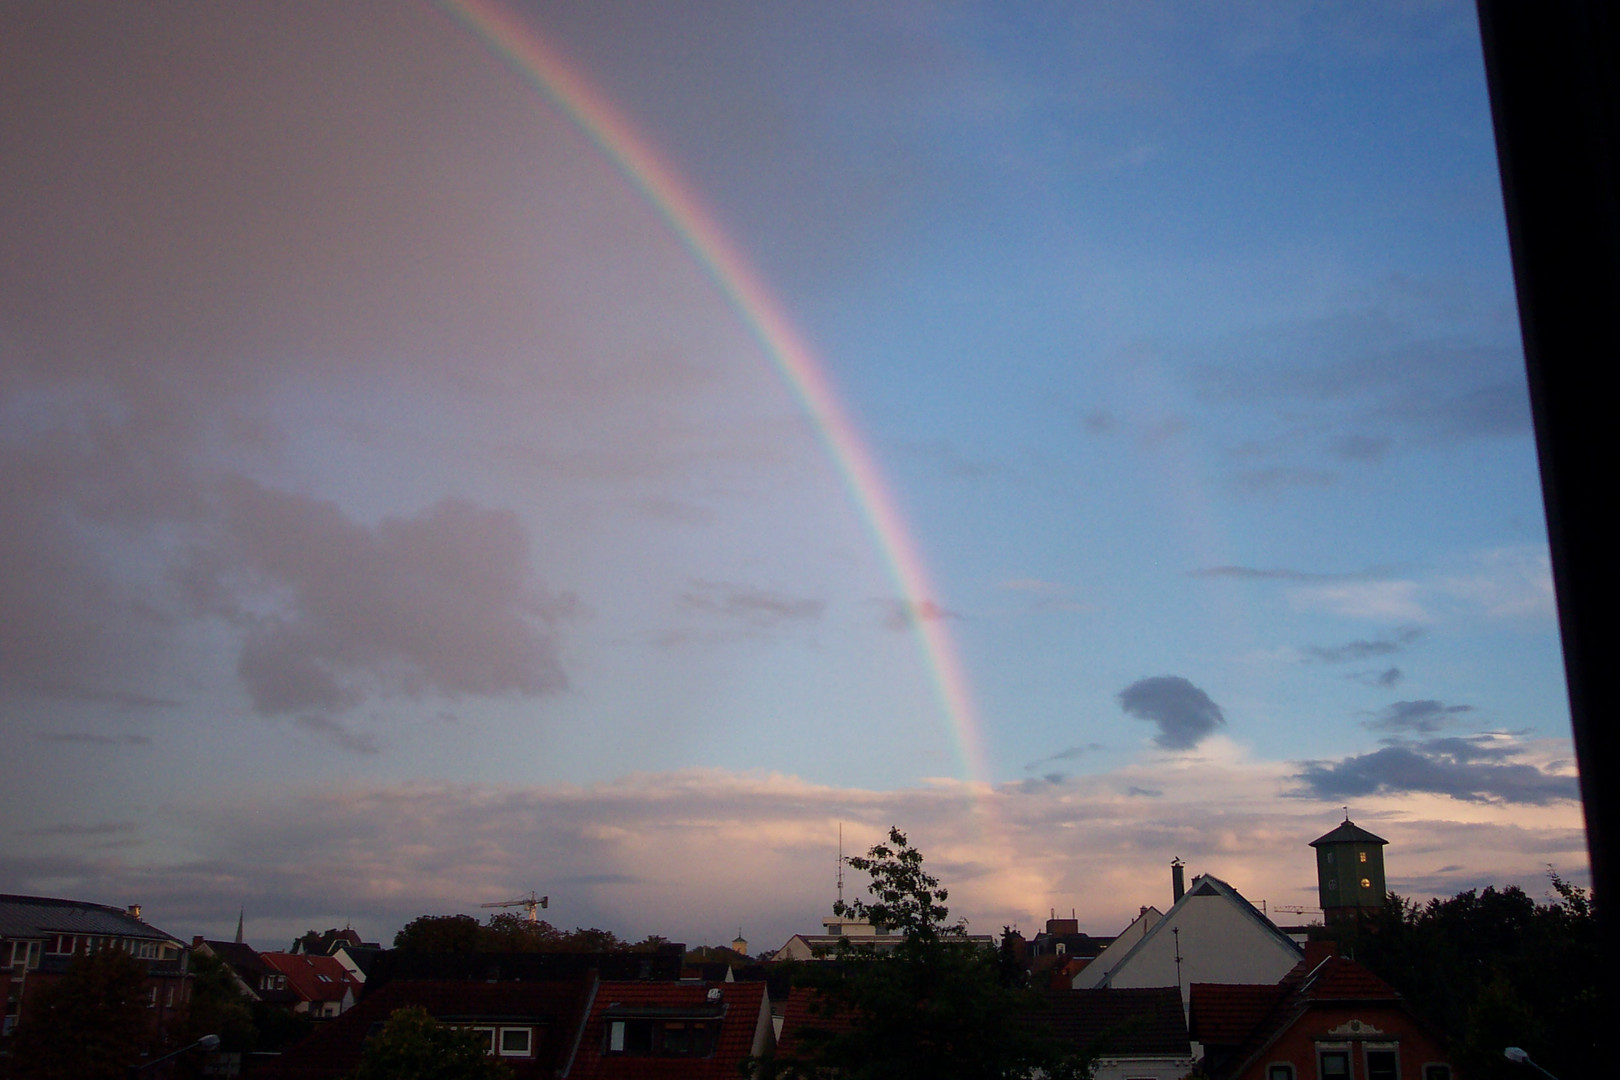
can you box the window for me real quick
[1325,851,1335,864]
[606,1018,715,1057]
[470,1027,497,1054]
[1360,878,1372,889]
[499,1027,533,1057]
[1319,1049,1351,1080]
[1366,1048,1398,1080]
[1423,1065,1451,1080]
[1359,851,1368,864]
[1269,1065,1296,1080]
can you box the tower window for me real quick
[1361,878,1372,889]
[1359,851,1368,864]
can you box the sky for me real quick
[0,0,1586,953]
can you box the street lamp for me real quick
[1503,1047,1562,1080]
[127,1033,220,1079]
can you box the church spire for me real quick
[234,906,244,944]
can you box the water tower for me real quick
[1310,817,1388,924]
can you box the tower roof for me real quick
[1309,820,1388,847]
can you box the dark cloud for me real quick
[877,598,960,632]
[294,715,381,756]
[1081,410,1117,434]
[1295,736,1577,805]
[678,581,827,628]
[896,439,1007,480]
[1118,676,1225,750]
[179,478,571,719]
[1125,786,1162,797]
[25,822,137,838]
[1022,744,1104,771]
[34,732,152,747]
[1192,309,1532,458]
[1231,467,1337,494]
[1304,626,1424,663]
[1366,699,1472,733]
[1190,565,1341,582]
[1328,433,1391,462]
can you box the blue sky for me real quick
[0,0,1583,951]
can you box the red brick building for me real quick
[1190,947,1452,1080]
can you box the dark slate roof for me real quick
[1032,987,1191,1057]
[365,946,686,991]
[0,894,182,943]
[263,976,597,1080]
[1309,820,1388,847]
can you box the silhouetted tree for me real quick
[767,827,1090,1080]
[2,947,154,1080]
[394,914,485,953]
[1325,871,1596,1080]
[352,1006,510,1080]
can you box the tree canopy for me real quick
[769,827,1090,1080]
[352,1006,511,1080]
[393,912,668,954]
[1,947,155,1080]
[1324,871,1597,1080]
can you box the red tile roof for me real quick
[1189,983,1290,1046]
[571,980,769,1080]
[260,952,361,1006]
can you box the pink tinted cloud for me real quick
[178,478,573,718]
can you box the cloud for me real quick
[1290,580,1428,622]
[1191,565,1343,582]
[678,581,827,628]
[1295,735,1578,805]
[998,578,1088,613]
[1192,309,1532,447]
[1023,744,1104,771]
[34,733,152,747]
[25,822,137,838]
[1118,676,1225,750]
[1365,699,1472,734]
[178,479,571,719]
[0,760,1585,953]
[1348,666,1404,688]
[876,598,960,632]
[1081,410,1117,434]
[1327,433,1390,462]
[294,715,382,756]
[896,439,1007,480]
[1440,546,1555,620]
[1304,626,1424,663]
[1231,466,1337,494]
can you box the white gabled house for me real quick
[1072,872,1302,1010]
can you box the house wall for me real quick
[1095,1053,1196,1080]
[1071,907,1162,989]
[1234,1004,1449,1080]
[1080,895,1299,1002]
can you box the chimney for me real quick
[1171,858,1185,903]
[1304,939,1338,969]
[127,903,142,920]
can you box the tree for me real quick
[394,914,485,952]
[2,947,155,1080]
[768,827,1090,1080]
[169,948,257,1074]
[352,1005,511,1080]
[1324,871,1597,1080]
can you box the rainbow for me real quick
[437,0,991,788]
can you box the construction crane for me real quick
[481,891,549,923]
[1270,905,1319,916]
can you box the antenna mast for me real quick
[836,823,845,907]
